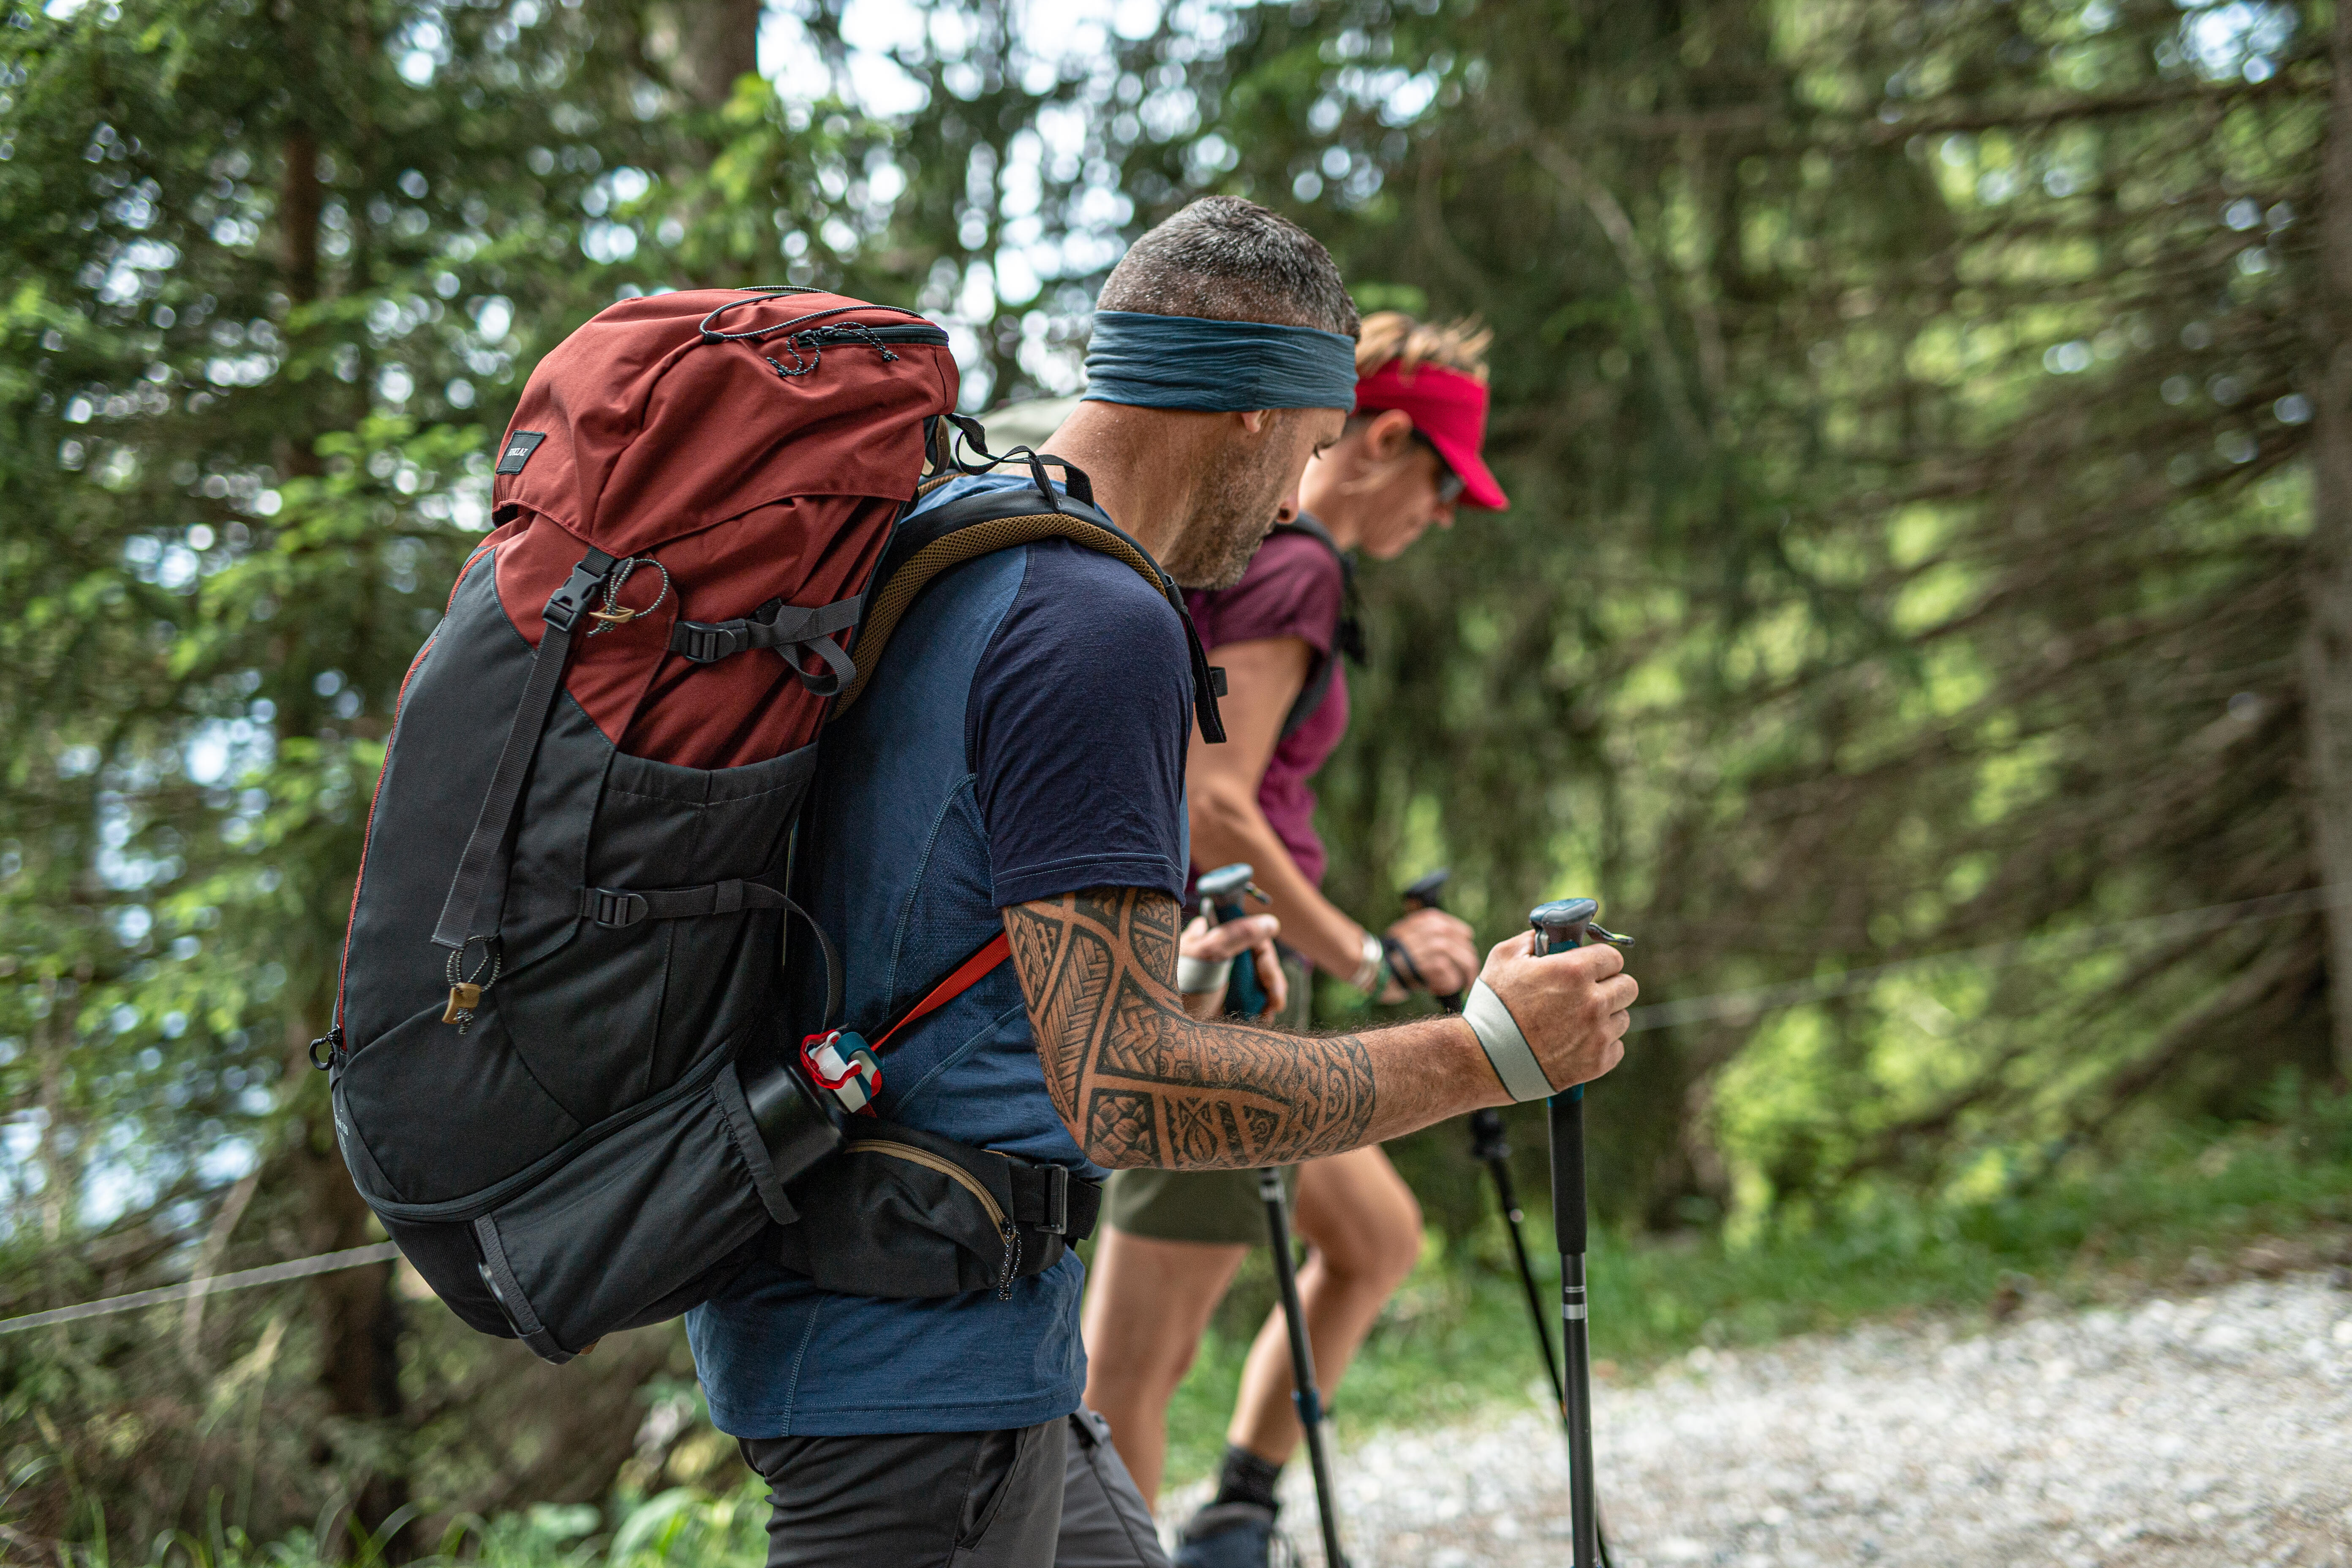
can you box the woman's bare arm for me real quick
[1186,636,1383,979]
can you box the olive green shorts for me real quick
[1102,954,1310,1246]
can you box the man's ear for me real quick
[1238,409,1274,434]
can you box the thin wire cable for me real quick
[0,1242,400,1336]
[1627,883,2347,1032]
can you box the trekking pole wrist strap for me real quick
[1464,979,1554,1102]
[1176,954,1231,993]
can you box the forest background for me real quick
[5,0,2352,1560]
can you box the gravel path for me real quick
[1176,1271,2352,1567]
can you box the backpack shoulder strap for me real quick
[835,484,1229,743]
[1260,515,1364,741]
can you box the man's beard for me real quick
[1161,433,1293,591]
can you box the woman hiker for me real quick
[1072,313,1513,1568]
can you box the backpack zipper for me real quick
[841,1139,1007,1228]
[765,322,949,379]
[800,323,950,347]
[841,1138,1021,1296]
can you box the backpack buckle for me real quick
[1038,1164,1068,1236]
[543,557,612,634]
[584,888,648,927]
[800,1029,882,1116]
[672,621,741,664]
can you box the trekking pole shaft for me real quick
[1551,1088,1599,1568]
[1259,1168,1348,1568]
[1472,1112,1566,1412]
[1534,904,1603,1568]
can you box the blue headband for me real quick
[1081,310,1358,413]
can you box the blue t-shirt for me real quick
[685,474,1194,1437]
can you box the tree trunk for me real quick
[2303,0,2352,1084]
[275,21,411,1545]
[290,1011,415,1561]
[275,10,324,482]
[671,0,763,109]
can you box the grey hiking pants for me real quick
[736,1406,1170,1568]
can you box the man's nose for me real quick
[1274,488,1302,525]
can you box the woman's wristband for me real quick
[1346,928,1386,994]
[1176,954,1233,994]
[1463,979,1554,1101]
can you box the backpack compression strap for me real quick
[432,548,615,962]
[667,595,862,695]
[833,488,1230,743]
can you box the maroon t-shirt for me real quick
[1184,527,1350,888]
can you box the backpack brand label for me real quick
[496,430,547,475]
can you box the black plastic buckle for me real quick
[674,621,741,664]
[308,1026,344,1071]
[543,560,610,634]
[585,888,648,927]
[1039,1164,1068,1236]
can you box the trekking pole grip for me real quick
[1530,899,1599,1257]
[1195,863,1268,1018]
[1399,867,1463,1012]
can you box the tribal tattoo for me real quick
[1005,887,1379,1169]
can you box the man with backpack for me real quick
[674,198,1635,1564]
[1079,315,1511,1565]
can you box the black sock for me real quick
[1211,1444,1283,1512]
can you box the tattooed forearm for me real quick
[1006,887,1380,1169]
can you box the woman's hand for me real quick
[1378,906,1478,1003]
[1178,912,1289,1021]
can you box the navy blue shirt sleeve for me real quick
[966,537,1193,907]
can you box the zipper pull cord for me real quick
[997,1221,1021,1301]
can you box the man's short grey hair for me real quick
[1097,197,1360,339]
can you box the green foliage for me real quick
[6,0,2350,1556]
[1082,0,2340,1235]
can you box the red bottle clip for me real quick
[800,1029,882,1116]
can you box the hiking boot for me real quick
[1172,1502,1290,1568]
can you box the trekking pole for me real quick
[1531,898,1632,1568]
[1196,863,1270,1017]
[1397,870,1567,1426]
[1197,863,1348,1568]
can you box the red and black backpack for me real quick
[321,288,1223,1361]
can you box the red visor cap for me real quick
[1353,360,1508,512]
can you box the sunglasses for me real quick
[1410,430,1466,504]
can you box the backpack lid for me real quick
[492,288,956,554]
